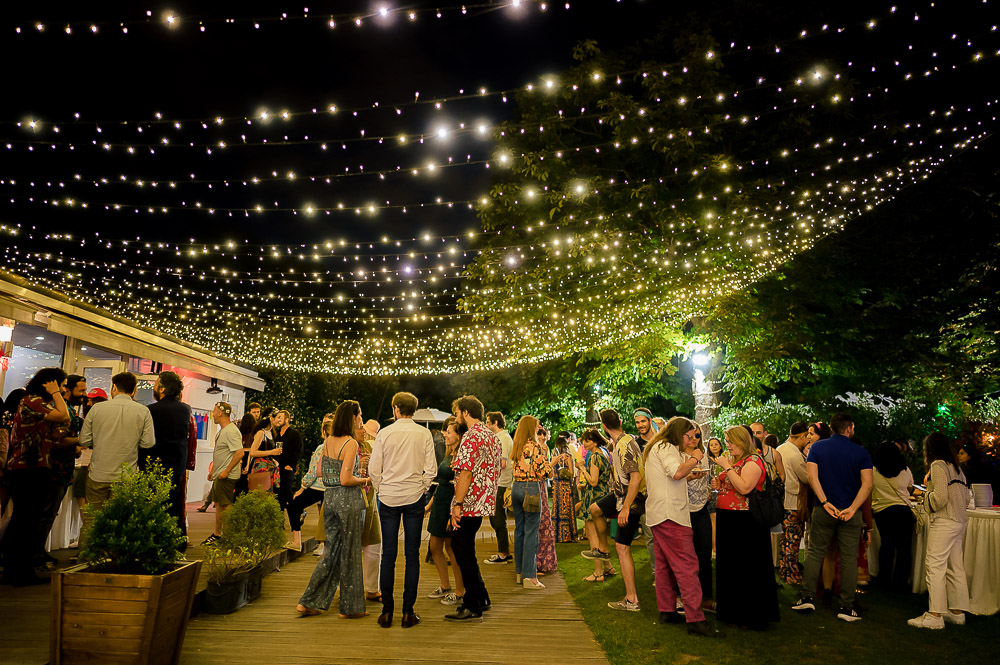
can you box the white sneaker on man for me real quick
[907,612,945,629]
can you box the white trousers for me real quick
[925,515,970,614]
[363,542,382,594]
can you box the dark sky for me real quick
[2,1,998,373]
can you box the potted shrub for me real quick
[51,463,200,665]
[203,490,286,612]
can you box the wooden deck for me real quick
[1,503,609,665]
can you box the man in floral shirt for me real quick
[445,395,501,623]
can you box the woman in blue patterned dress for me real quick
[297,400,371,618]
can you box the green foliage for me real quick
[972,397,1000,424]
[80,462,183,575]
[710,396,817,439]
[205,490,286,582]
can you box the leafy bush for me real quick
[710,396,817,440]
[205,490,286,582]
[79,462,184,575]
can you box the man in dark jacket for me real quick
[141,371,193,545]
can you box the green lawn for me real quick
[554,541,998,665]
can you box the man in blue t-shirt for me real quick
[791,413,873,622]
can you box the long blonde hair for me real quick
[725,426,755,460]
[511,415,540,462]
[642,416,696,463]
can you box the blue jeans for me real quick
[378,497,424,614]
[512,480,541,579]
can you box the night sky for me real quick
[2,1,998,374]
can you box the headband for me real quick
[633,408,654,420]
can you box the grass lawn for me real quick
[554,540,998,665]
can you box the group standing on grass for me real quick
[1,367,980,636]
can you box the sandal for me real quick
[583,574,605,583]
[603,567,618,577]
[339,611,370,619]
[365,593,382,602]
[296,604,321,617]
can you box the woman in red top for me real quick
[2,367,71,586]
[711,426,780,630]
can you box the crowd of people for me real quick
[0,366,982,635]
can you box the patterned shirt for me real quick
[685,453,712,510]
[609,433,645,509]
[716,455,766,511]
[452,421,502,517]
[513,439,552,481]
[7,396,60,471]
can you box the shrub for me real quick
[709,396,817,440]
[205,490,286,582]
[79,462,184,575]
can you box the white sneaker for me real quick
[313,544,325,557]
[440,592,461,605]
[523,579,545,590]
[941,611,966,625]
[908,612,945,630]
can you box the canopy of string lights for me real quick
[2,1,997,375]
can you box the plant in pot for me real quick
[203,489,286,613]
[51,462,200,665]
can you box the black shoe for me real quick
[791,596,815,612]
[377,611,393,628]
[445,607,483,623]
[659,611,683,624]
[837,607,862,623]
[687,620,725,638]
[481,600,492,612]
[201,533,221,546]
[401,613,421,628]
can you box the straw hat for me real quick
[363,419,381,438]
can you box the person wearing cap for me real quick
[202,401,244,545]
[78,372,155,552]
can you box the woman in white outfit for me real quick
[908,432,971,629]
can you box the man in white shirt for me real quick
[775,422,811,584]
[484,412,514,564]
[369,392,436,629]
[78,371,155,550]
[203,402,244,545]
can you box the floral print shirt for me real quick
[716,455,766,511]
[452,421,502,517]
[7,395,59,471]
[513,439,552,481]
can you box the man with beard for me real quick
[36,374,86,570]
[141,371,193,546]
[445,395,502,623]
[272,410,304,513]
[633,408,659,576]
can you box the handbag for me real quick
[504,486,512,511]
[748,456,785,528]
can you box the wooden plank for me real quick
[62,611,147,627]
[139,571,164,664]
[51,567,64,665]
[62,598,150,614]
[62,572,155,588]
[58,649,141,665]
[62,584,152,602]
[61,635,143,652]
[171,560,201,665]
[62,623,147,640]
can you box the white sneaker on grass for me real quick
[908,612,945,629]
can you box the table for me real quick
[880,507,1000,615]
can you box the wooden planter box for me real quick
[50,560,202,665]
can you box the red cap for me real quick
[86,388,109,399]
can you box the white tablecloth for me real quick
[45,488,82,551]
[903,508,1000,615]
